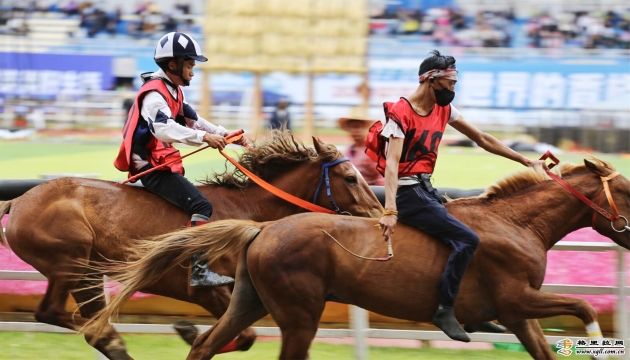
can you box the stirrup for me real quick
[464,321,507,334]
[190,253,234,287]
[190,268,235,287]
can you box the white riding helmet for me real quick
[154,32,207,62]
[154,32,207,86]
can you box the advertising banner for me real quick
[0,52,113,98]
[138,55,629,111]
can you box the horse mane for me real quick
[202,130,340,188]
[471,156,616,200]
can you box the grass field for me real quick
[0,140,628,188]
[0,138,624,359]
[0,332,580,360]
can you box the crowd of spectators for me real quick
[1,1,629,49]
[0,1,200,39]
[525,11,630,49]
[370,6,513,48]
[370,5,630,49]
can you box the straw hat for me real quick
[338,106,375,131]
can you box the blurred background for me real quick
[0,0,627,152]
[0,1,629,359]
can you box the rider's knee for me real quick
[463,229,480,249]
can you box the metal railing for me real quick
[0,241,627,359]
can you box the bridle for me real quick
[541,151,629,233]
[313,157,352,215]
[220,150,353,215]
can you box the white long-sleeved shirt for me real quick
[131,69,228,171]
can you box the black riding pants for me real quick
[396,183,479,307]
[139,169,213,218]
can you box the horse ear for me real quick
[312,137,325,154]
[584,159,609,177]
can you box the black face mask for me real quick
[433,87,455,106]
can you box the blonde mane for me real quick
[476,157,615,200]
[202,130,340,188]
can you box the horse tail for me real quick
[0,201,11,248]
[81,219,264,340]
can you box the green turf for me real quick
[434,148,629,188]
[0,332,578,359]
[0,141,628,188]
[0,141,241,184]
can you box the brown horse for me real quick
[84,158,630,359]
[0,131,382,359]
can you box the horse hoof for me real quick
[464,322,507,334]
[173,320,199,346]
[108,348,132,360]
[104,338,130,360]
[237,334,257,351]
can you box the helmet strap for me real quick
[165,57,189,86]
[177,57,190,86]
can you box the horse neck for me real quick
[496,174,600,251]
[201,164,320,221]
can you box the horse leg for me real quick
[71,282,132,360]
[187,246,268,360]
[500,288,606,358]
[16,220,132,359]
[503,319,555,360]
[248,254,326,359]
[184,284,258,351]
[273,306,321,360]
[36,275,132,360]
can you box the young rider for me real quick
[115,32,246,288]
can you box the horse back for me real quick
[6,177,190,266]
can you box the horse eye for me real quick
[345,176,357,184]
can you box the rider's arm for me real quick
[141,91,206,146]
[378,118,405,237]
[383,137,404,211]
[449,115,538,167]
[180,92,228,136]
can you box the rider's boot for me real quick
[187,218,235,288]
[432,304,471,342]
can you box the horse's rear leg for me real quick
[187,246,268,360]
[504,319,555,360]
[35,275,131,360]
[19,228,131,358]
[72,283,132,360]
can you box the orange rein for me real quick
[218,149,336,214]
[540,151,628,233]
[120,129,336,214]
[120,129,246,185]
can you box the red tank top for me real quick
[366,98,451,177]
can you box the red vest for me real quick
[365,98,451,177]
[114,79,184,179]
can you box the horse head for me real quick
[207,130,382,218]
[311,138,382,218]
[584,159,630,250]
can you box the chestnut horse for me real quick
[85,158,630,359]
[0,131,382,359]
